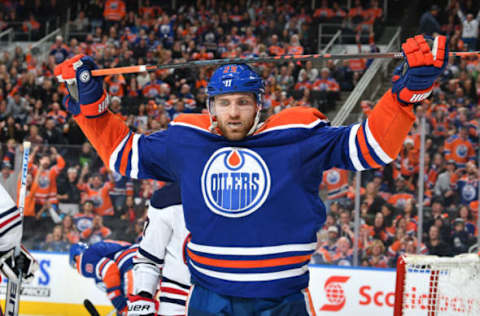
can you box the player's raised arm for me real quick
[303,35,448,172]
[56,55,175,181]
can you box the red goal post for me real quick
[394,254,480,316]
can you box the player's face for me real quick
[214,93,257,141]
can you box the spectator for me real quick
[457,204,476,235]
[456,161,479,206]
[333,237,354,266]
[49,35,69,64]
[30,146,65,207]
[426,225,452,256]
[0,116,26,143]
[42,225,69,252]
[321,167,349,210]
[312,67,340,111]
[57,167,82,204]
[7,93,30,122]
[419,5,442,36]
[456,3,480,51]
[62,215,80,244]
[450,218,474,255]
[72,10,90,32]
[434,160,458,206]
[444,127,475,169]
[77,167,115,216]
[365,239,389,268]
[80,215,112,244]
[43,118,66,145]
[320,225,339,262]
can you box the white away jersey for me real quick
[0,183,22,252]
[141,203,191,315]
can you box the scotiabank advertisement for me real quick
[308,265,397,315]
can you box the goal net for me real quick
[394,254,480,316]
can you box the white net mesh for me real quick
[400,254,480,316]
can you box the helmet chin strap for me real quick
[246,105,261,136]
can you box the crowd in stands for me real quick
[2,0,478,270]
[313,0,480,267]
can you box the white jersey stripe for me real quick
[130,134,141,179]
[118,252,136,270]
[187,242,316,256]
[256,119,329,134]
[109,133,130,172]
[348,123,365,171]
[160,292,188,301]
[100,261,114,279]
[95,258,108,279]
[190,261,309,282]
[364,119,393,164]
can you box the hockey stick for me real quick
[90,51,480,76]
[84,299,117,316]
[4,141,30,316]
[83,299,100,316]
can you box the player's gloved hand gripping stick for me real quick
[392,35,448,105]
[54,54,108,117]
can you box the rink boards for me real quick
[0,252,398,316]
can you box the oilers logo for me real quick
[456,145,467,158]
[38,175,50,188]
[326,170,340,185]
[462,184,476,202]
[201,147,271,218]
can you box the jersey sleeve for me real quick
[79,244,123,291]
[138,205,177,266]
[0,184,21,252]
[74,112,175,181]
[302,90,415,171]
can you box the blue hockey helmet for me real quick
[206,64,265,135]
[69,242,88,269]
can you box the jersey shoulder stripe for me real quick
[171,114,211,132]
[256,106,328,134]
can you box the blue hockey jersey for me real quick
[75,90,415,298]
[75,240,138,295]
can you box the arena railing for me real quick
[30,28,62,61]
[331,26,401,126]
[0,28,14,50]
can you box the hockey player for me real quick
[69,240,138,314]
[0,183,38,309]
[57,35,448,315]
[128,183,190,316]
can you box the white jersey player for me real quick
[129,183,190,316]
[0,183,37,284]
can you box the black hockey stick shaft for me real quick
[91,51,480,76]
[84,299,100,316]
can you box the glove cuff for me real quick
[396,87,432,105]
[81,91,109,118]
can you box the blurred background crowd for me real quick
[0,0,479,269]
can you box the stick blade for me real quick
[83,299,100,316]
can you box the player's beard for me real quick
[216,115,255,141]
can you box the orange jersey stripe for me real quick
[119,134,134,175]
[305,288,317,316]
[173,114,211,131]
[187,249,311,269]
[115,248,137,265]
[256,106,327,134]
[356,126,381,168]
[75,112,131,170]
